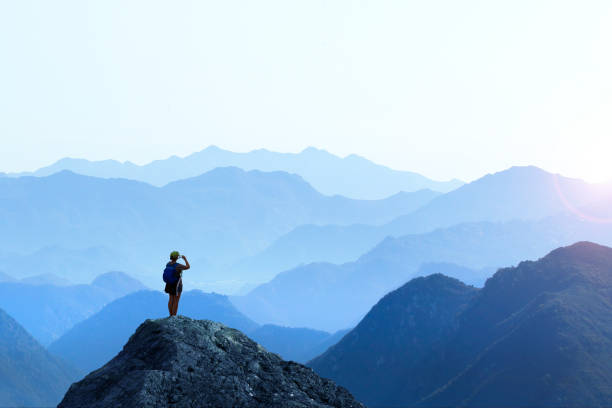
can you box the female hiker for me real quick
[163,251,190,316]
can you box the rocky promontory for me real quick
[58,316,365,408]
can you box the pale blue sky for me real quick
[1,1,611,182]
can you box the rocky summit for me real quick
[58,316,365,408]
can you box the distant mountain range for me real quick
[0,168,439,287]
[0,245,143,283]
[0,308,79,407]
[0,271,147,345]
[230,166,612,284]
[227,189,438,283]
[3,164,607,292]
[232,211,612,332]
[6,146,463,199]
[0,270,74,285]
[310,242,612,407]
[385,165,611,235]
[19,273,74,286]
[249,325,350,364]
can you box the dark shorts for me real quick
[165,279,183,296]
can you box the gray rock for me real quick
[58,316,365,408]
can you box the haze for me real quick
[1,0,611,182]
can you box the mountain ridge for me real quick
[310,242,612,407]
[57,316,365,408]
[309,274,477,406]
[232,212,612,331]
[0,168,439,289]
[229,166,612,283]
[6,146,463,199]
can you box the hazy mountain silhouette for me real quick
[49,290,259,373]
[228,189,438,282]
[386,165,610,235]
[232,214,612,332]
[0,245,141,283]
[248,325,350,363]
[10,146,463,199]
[0,271,147,345]
[19,273,73,286]
[229,166,612,282]
[0,307,80,407]
[91,270,147,293]
[0,169,440,287]
[310,242,612,407]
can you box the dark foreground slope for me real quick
[311,242,612,407]
[59,316,365,408]
[422,241,612,407]
[0,308,79,407]
[309,275,477,406]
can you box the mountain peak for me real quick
[301,146,325,153]
[344,153,368,162]
[91,271,147,293]
[547,240,612,261]
[485,241,612,292]
[55,157,89,165]
[59,316,364,408]
[485,165,588,184]
[165,166,312,191]
[309,273,478,406]
[309,242,612,407]
[505,164,544,172]
[50,169,79,177]
[300,146,335,157]
[479,165,552,182]
[536,241,612,283]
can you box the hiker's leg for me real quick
[173,292,181,316]
[168,295,174,316]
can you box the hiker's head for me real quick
[170,251,180,261]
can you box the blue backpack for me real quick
[163,262,179,284]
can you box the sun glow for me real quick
[553,173,612,224]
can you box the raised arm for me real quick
[180,255,190,270]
